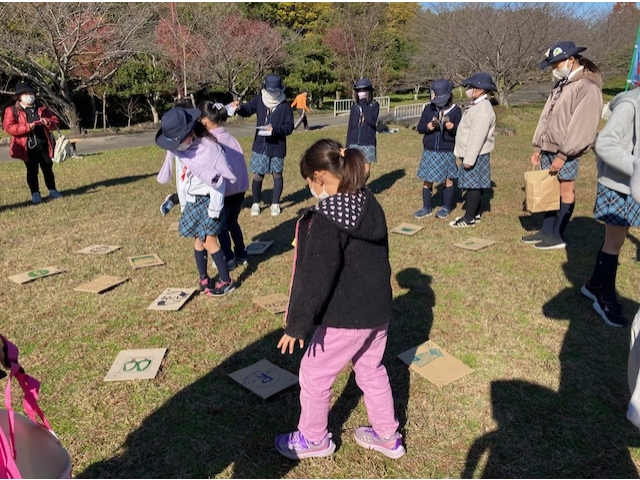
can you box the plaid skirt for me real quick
[540,152,579,181]
[250,152,285,175]
[417,150,458,182]
[458,154,491,189]
[179,196,223,239]
[593,182,640,227]
[347,144,377,164]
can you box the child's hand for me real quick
[278,333,304,354]
[427,121,436,131]
[530,151,541,166]
[444,122,454,130]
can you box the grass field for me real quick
[1,103,640,478]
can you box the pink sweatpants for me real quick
[297,323,399,443]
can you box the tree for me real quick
[0,3,155,132]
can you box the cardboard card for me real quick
[391,223,424,236]
[147,288,197,311]
[228,359,298,399]
[8,267,65,284]
[75,245,122,255]
[128,253,165,269]
[453,237,497,251]
[253,293,289,314]
[247,240,274,255]
[74,275,128,293]
[398,340,473,387]
[104,348,167,381]
[168,222,179,232]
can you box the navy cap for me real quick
[155,107,202,151]
[15,82,35,95]
[263,74,284,92]
[430,78,454,107]
[354,78,374,91]
[540,41,586,69]
[462,72,496,92]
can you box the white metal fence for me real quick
[333,96,391,116]
[393,103,427,120]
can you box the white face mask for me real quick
[175,137,192,151]
[21,94,35,106]
[552,59,573,80]
[309,180,329,201]
[465,88,474,99]
[267,90,282,100]
[357,91,368,100]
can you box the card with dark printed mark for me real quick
[75,245,122,255]
[104,348,167,381]
[398,340,473,387]
[128,253,165,269]
[8,267,65,284]
[391,223,424,236]
[253,293,289,314]
[228,359,298,399]
[453,237,497,251]
[247,240,274,255]
[147,288,197,311]
[74,275,129,294]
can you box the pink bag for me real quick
[0,334,71,479]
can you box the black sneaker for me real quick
[449,217,475,228]
[534,235,566,250]
[580,282,601,302]
[592,298,629,327]
[521,231,545,244]
[207,279,236,297]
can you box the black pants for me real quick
[219,192,247,259]
[25,148,56,194]
[294,109,308,130]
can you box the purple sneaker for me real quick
[353,427,406,459]
[275,430,336,460]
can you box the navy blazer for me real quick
[416,103,462,152]
[237,95,294,158]
[346,100,379,147]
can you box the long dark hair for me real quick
[198,100,229,125]
[353,89,373,104]
[575,55,602,77]
[300,139,366,193]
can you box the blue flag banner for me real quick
[627,26,640,90]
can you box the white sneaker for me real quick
[250,203,261,216]
[271,204,281,216]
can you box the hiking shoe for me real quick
[353,427,406,459]
[521,231,546,244]
[198,277,211,292]
[275,431,336,460]
[48,189,62,200]
[435,207,451,219]
[449,217,475,228]
[32,192,42,204]
[160,194,176,215]
[593,298,629,327]
[534,235,566,250]
[207,279,236,297]
[580,282,601,303]
[271,204,281,216]
[251,203,261,216]
[413,207,432,218]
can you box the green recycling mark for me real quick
[412,348,444,367]
[27,269,49,278]
[122,358,152,372]
[401,228,414,232]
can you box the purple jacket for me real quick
[157,136,236,187]
[210,127,249,196]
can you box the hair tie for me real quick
[213,102,224,111]
[339,148,346,157]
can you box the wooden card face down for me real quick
[398,340,473,387]
[74,275,128,294]
[168,222,179,232]
[128,253,165,269]
[147,288,197,311]
[75,245,122,255]
[104,348,167,381]
[8,267,65,284]
[453,237,497,251]
[253,293,289,314]
[228,359,298,399]
[391,223,424,236]
[247,240,274,255]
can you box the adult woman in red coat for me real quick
[2,81,62,204]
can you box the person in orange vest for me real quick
[291,90,310,131]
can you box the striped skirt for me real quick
[417,150,458,182]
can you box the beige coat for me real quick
[454,96,496,167]
[532,69,603,160]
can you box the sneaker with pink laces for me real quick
[275,430,336,460]
[353,427,406,459]
[198,277,211,293]
[206,278,235,297]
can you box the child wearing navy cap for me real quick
[346,78,379,181]
[414,78,462,219]
[450,72,496,228]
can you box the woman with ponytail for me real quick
[275,139,405,461]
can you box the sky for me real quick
[420,1,640,12]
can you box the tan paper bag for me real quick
[524,168,560,213]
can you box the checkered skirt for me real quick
[417,150,458,182]
[249,152,285,175]
[347,144,377,164]
[540,152,579,181]
[593,182,640,227]
[179,195,223,239]
[458,154,491,189]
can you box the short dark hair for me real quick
[198,100,229,125]
[300,139,366,193]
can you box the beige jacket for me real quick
[454,96,496,166]
[532,69,603,160]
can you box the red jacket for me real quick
[2,101,59,162]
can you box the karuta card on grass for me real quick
[253,293,289,314]
[147,288,197,311]
[246,240,274,255]
[74,275,128,294]
[8,267,65,284]
[75,245,122,255]
[453,237,497,251]
[390,223,424,236]
[128,253,165,269]
[228,359,298,399]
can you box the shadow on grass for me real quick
[459,181,496,216]
[463,216,639,478]
[0,173,156,214]
[368,168,405,195]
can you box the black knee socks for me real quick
[252,176,263,204]
[464,189,481,222]
[273,173,283,205]
[422,187,432,210]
